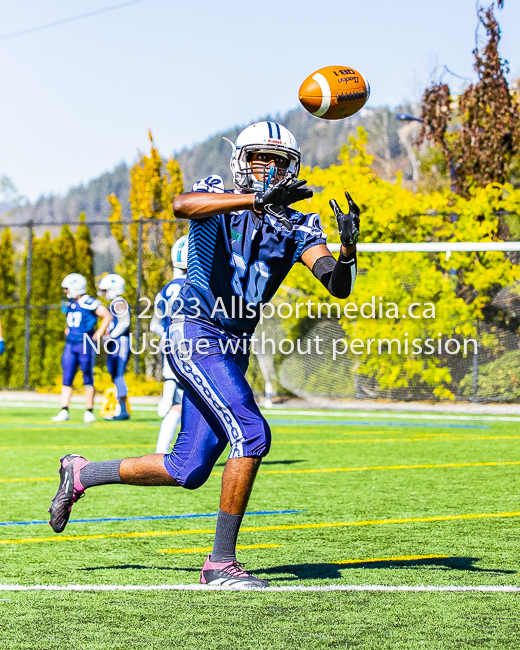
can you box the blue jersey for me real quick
[107,298,131,338]
[155,277,186,331]
[175,175,326,336]
[65,295,100,344]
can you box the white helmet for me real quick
[61,273,87,299]
[226,121,301,192]
[171,235,188,270]
[98,274,125,300]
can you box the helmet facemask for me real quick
[226,122,301,193]
[232,145,300,192]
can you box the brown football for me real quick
[299,65,370,120]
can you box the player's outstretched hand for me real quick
[254,178,313,213]
[329,191,360,247]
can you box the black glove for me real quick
[329,191,360,247]
[254,178,313,211]
[254,178,313,231]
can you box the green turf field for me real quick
[0,405,519,648]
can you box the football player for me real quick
[48,122,359,588]
[150,236,188,453]
[98,274,131,421]
[0,318,4,356]
[51,273,112,424]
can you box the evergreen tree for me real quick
[75,213,95,294]
[15,233,54,387]
[41,226,78,386]
[108,131,185,306]
[0,228,23,386]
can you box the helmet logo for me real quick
[267,139,283,144]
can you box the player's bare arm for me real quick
[173,192,256,220]
[173,152,310,221]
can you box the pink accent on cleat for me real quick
[48,454,90,533]
[61,454,90,492]
[200,555,269,589]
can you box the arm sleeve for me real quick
[311,251,357,299]
[109,310,131,339]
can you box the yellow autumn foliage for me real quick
[108,131,185,305]
[285,128,520,399]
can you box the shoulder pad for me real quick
[78,295,100,310]
[192,175,226,194]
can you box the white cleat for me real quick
[83,410,96,424]
[51,409,70,423]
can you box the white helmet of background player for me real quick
[171,235,188,271]
[226,121,301,192]
[98,274,125,301]
[61,273,87,299]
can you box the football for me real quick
[298,65,370,120]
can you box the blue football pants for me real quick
[163,318,271,489]
[105,335,130,398]
[61,341,95,387]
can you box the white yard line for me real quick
[0,584,518,593]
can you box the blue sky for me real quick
[1,0,519,202]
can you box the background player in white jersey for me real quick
[48,122,359,589]
[150,236,188,452]
[52,273,112,424]
[0,318,4,356]
[98,274,131,421]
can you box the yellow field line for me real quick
[0,444,155,451]
[252,460,520,475]
[5,460,520,483]
[0,475,55,483]
[2,511,519,545]
[0,477,56,483]
[272,436,520,445]
[157,543,282,554]
[1,435,519,452]
[332,554,449,565]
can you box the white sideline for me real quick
[2,402,520,421]
[0,584,519,593]
[264,409,520,423]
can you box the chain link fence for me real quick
[1,220,520,402]
[0,219,178,390]
[256,317,520,403]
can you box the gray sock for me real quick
[210,509,244,563]
[80,459,123,489]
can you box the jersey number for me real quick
[230,254,270,305]
[66,311,82,328]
